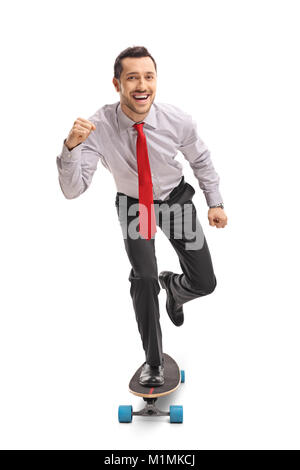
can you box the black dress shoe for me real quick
[159,271,184,326]
[139,362,165,387]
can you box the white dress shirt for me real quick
[56,101,223,206]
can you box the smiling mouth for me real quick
[132,94,150,104]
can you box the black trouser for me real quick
[115,176,217,366]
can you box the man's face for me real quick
[113,56,157,118]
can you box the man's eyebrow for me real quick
[126,71,155,75]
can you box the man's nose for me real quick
[137,77,147,88]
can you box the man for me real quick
[56,46,228,387]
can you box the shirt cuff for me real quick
[204,190,224,207]
[60,139,82,162]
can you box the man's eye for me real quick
[127,76,153,80]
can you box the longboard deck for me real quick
[129,353,180,398]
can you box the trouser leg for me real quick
[158,183,217,306]
[115,195,163,367]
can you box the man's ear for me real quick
[112,77,120,92]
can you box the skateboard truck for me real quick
[133,398,170,418]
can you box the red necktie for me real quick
[133,122,157,240]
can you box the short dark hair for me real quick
[114,46,157,81]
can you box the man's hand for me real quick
[208,207,228,228]
[65,118,96,151]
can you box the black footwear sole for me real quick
[159,271,184,327]
[138,380,165,387]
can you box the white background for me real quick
[1,0,299,450]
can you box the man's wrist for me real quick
[64,138,73,151]
[209,203,224,209]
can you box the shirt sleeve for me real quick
[179,114,224,207]
[56,122,101,199]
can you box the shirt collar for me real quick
[116,101,157,133]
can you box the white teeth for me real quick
[134,95,148,99]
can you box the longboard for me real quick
[118,353,185,423]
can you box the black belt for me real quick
[116,176,189,205]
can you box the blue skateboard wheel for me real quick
[170,405,183,423]
[118,405,133,423]
[180,370,185,383]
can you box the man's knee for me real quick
[207,275,217,294]
[128,269,161,293]
[190,274,217,295]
